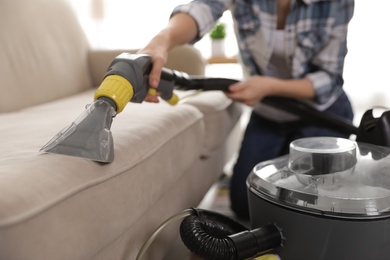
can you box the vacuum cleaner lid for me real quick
[248,137,390,219]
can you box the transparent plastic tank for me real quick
[248,137,390,219]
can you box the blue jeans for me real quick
[230,92,354,220]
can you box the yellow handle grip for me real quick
[95,74,179,113]
[148,88,179,106]
[94,74,134,113]
[165,93,179,105]
[147,88,157,96]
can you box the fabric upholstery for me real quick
[0,91,207,259]
[0,0,91,113]
[0,0,243,259]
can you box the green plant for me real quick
[209,22,226,40]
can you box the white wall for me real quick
[68,0,238,57]
[343,0,390,121]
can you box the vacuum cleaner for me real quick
[136,107,390,260]
[40,52,390,259]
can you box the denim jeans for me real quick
[230,92,354,220]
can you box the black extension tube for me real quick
[180,208,282,260]
[229,225,282,260]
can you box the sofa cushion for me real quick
[179,90,243,157]
[0,90,206,259]
[0,0,92,113]
[0,0,244,259]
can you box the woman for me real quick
[139,0,355,220]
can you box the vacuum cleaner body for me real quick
[247,111,390,259]
[176,109,390,260]
[248,188,390,259]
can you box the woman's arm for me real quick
[139,13,198,97]
[227,0,354,107]
[302,0,355,104]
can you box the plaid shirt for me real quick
[172,0,355,106]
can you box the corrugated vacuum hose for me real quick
[180,209,246,260]
[136,208,282,260]
[180,208,282,260]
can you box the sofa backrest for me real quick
[0,0,92,113]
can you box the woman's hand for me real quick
[225,76,279,106]
[137,13,198,103]
[225,76,316,106]
[137,35,170,103]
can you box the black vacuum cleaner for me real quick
[179,106,390,260]
[137,101,390,260]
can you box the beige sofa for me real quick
[0,0,243,259]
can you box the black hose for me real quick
[229,225,282,260]
[187,77,239,91]
[180,209,246,260]
[172,75,359,136]
[262,96,358,136]
[180,208,282,260]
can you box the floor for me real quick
[161,185,218,259]
[162,146,252,259]
[162,177,243,260]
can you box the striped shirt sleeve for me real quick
[171,0,231,43]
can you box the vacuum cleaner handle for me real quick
[94,53,181,113]
[94,53,151,113]
[94,52,239,114]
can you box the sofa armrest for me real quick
[165,45,206,76]
[88,44,206,87]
